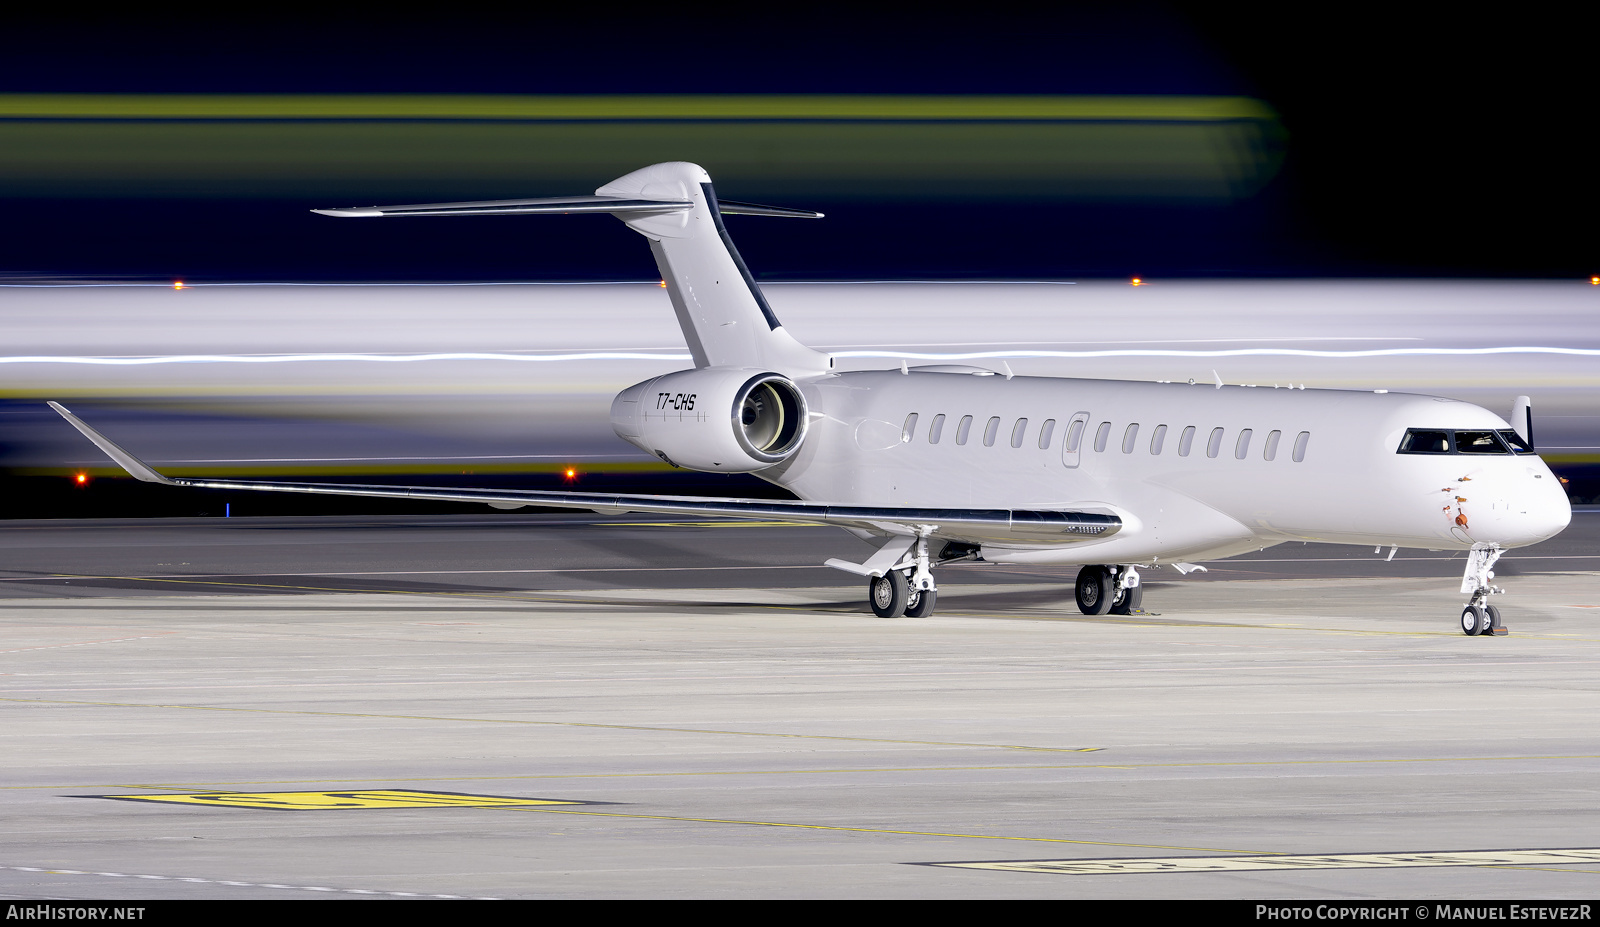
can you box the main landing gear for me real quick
[851,535,979,619]
[1075,565,1143,616]
[848,531,939,619]
[868,569,936,619]
[1460,543,1508,637]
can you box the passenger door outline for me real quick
[1061,411,1091,469]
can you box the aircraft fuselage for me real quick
[769,370,1571,564]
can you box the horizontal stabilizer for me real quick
[312,195,690,218]
[313,196,821,220]
[48,403,1119,545]
[314,163,828,374]
[716,200,824,219]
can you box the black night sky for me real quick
[0,6,1592,283]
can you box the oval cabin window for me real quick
[1263,429,1281,460]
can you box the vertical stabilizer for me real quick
[596,163,830,375]
[1511,395,1534,450]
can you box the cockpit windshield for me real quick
[1398,428,1523,455]
[1456,431,1510,454]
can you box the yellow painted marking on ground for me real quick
[503,807,1267,855]
[92,785,1270,855]
[35,572,644,605]
[99,789,584,810]
[0,697,1100,754]
[933,848,1600,875]
[11,752,1595,793]
[1477,865,1600,875]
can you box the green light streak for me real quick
[0,94,1284,201]
[0,94,1276,122]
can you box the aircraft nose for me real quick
[1501,480,1572,546]
[1530,488,1573,542]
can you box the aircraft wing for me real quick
[48,403,1119,544]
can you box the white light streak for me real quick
[835,346,1600,360]
[0,352,692,365]
[1,346,1598,366]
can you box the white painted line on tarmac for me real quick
[0,864,493,898]
[928,847,1600,875]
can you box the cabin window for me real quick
[1011,418,1028,448]
[928,413,946,444]
[1397,429,1450,454]
[1038,419,1056,449]
[1150,424,1167,455]
[1263,429,1281,460]
[955,415,974,446]
[1122,423,1140,454]
[1234,428,1253,460]
[901,413,918,444]
[1206,427,1225,458]
[1178,425,1197,457]
[1093,422,1112,453]
[1457,430,1511,454]
[1065,418,1085,452]
[1293,431,1311,462]
[983,416,1002,447]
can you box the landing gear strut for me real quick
[1075,565,1142,616]
[1460,543,1508,637]
[863,531,942,618]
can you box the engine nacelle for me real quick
[610,367,808,472]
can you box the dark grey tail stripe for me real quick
[701,182,782,331]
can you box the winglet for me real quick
[46,402,178,485]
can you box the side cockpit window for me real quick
[1498,430,1532,454]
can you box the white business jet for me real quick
[50,162,1571,634]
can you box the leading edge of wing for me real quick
[47,402,1118,542]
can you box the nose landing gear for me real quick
[1460,543,1508,636]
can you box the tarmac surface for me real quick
[2,510,1599,899]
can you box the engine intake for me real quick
[611,367,809,472]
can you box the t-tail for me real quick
[314,161,831,377]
